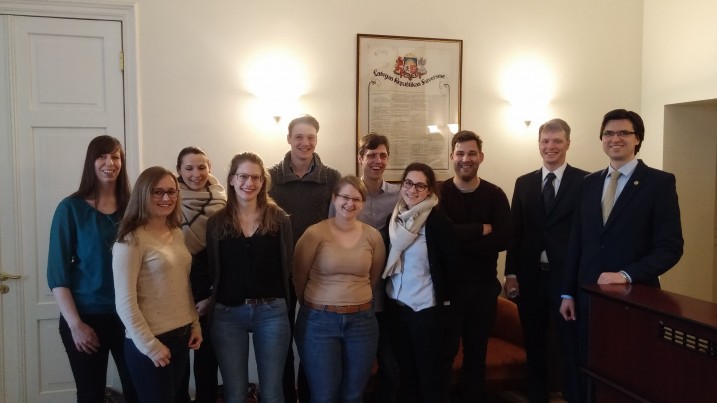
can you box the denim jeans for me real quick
[295,305,378,403]
[59,313,139,403]
[124,324,192,403]
[211,299,290,403]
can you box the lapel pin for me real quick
[634,181,639,185]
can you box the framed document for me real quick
[356,34,462,181]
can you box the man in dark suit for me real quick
[560,109,684,400]
[505,118,587,403]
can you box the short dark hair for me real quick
[288,114,320,134]
[451,130,483,152]
[539,118,571,140]
[401,162,438,195]
[358,134,390,157]
[600,109,645,154]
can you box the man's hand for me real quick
[482,223,493,235]
[560,298,576,321]
[597,272,628,285]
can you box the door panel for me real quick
[1,15,125,403]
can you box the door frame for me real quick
[0,1,138,401]
[0,0,140,177]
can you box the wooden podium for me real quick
[583,284,717,403]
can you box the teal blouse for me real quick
[47,197,120,315]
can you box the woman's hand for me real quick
[70,321,101,354]
[188,329,203,350]
[195,298,213,317]
[149,343,171,367]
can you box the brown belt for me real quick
[244,298,278,305]
[303,300,372,314]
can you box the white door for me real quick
[0,15,125,403]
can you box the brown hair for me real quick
[451,130,483,153]
[538,118,571,140]
[288,114,320,135]
[358,134,390,157]
[116,167,181,243]
[401,162,438,195]
[213,152,284,238]
[71,135,131,216]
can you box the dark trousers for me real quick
[124,325,191,403]
[386,300,446,403]
[59,313,139,403]
[516,267,580,403]
[180,316,218,403]
[373,311,399,403]
[445,278,501,403]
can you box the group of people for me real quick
[47,108,683,403]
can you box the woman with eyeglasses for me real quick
[383,163,458,403]
[293,175,386,403]
[47,135,139,403]
[175,146,226,403]
[205,152,293,403]
[113,166,201,403]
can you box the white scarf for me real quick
[179,174,227,254]
[382,193,439,279]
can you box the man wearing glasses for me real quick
[269,114,341,403]
[439,130,511,403]
[559,109,683,401]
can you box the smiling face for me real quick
[451,140,483,182]
[94,148,122,186]
[230,161,264,204]
[148,174,178,220]
[358,144,389,183]
[178,152,211,191]
[401,170,431,209]
[332,183,364,220]
[602,119,640,167]
[539,129,570,171]
[287,122,317,162]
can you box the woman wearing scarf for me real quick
[176,146,227,403]
[383,163,459,403]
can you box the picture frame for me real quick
[356,34,462,181]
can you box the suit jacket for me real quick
[505,164,588,294]
[563,159,683,296]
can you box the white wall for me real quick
[642,0,717,301]
[136,0,644,217]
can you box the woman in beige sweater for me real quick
[113,166,201,403]
[293,175,386,403]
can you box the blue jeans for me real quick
[124,324,192,403]
[295,305,378,403]
[211,299,290,403]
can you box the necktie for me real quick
[543,172,556,213]
[602,170,622,223]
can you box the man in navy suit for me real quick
[505,118,587,403]
[560,109,684,400]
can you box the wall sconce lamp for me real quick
[427,124,460,134]
[502,57,553,130]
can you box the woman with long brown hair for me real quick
[206,152,293,403]
[47,135,137,403]
[113,166,201,403]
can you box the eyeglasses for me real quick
[151,188,178,200]
[402,179,429,192]
[602,130,636,138]
[234,173,264,184]
[335,193,363,203]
